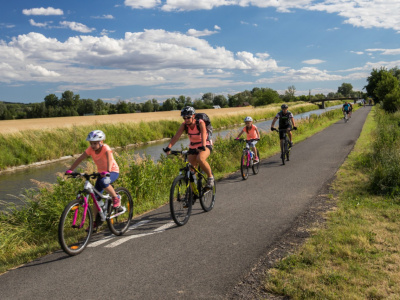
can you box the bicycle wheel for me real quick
[252,149,260,175]
[107,187,133,236]
[286,148,290,161]
[58,198,93,256]
[199,172,216,212]
[170,175,192,226]
[241,151,249,180]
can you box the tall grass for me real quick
[0,107,345,273]
[0,102,327,170]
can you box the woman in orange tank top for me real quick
[163,106,214,188]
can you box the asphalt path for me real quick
[0,106,371,299]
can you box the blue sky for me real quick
[1,0,400,104]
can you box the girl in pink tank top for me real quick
[235,116,260,162]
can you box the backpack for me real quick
[185,113,213,141]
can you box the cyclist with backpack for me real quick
[163,106,214,188]
[271,104,297,157]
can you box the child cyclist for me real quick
[163,106,214,188]
[65,130,121,230]
[235,116,260,162]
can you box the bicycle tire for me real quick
[58,198,93,256]
[286,147,290,161]
[252,149,260,175]
[199,171,216,212]
[241,151,249,180]
[107,187,133,236]
[170,175,192,226]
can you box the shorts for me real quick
[246,140,258,148]
[95,172,119,194]
[188,145,213,155]
[278,126,292,140]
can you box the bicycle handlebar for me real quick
[169,150,188,156]
[66,172,109,179]
[235,138,260,142]
[271,127,296,132]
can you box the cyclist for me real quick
[65,130,121,230]
[235,116,260,162]
[342,101,351,119]
[271,104,297,157]
[163,106,214,188]
[348,102,353,118]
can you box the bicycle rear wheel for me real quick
[170,175,192,226]
[241,151,249,180]
[252,149,260,175]
[199,171,216,212]
[58,198,93,256]
[107,187,133,236]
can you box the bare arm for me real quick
[236,130,244,139]
[166,123,186,149]
[106,150,113,172]
[271,117,278,128]
[199,120,207,147]
[255,127,260,139]
[291,117,296,128]
[69,152,89,171]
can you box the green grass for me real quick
[264,106,400,299]
[0,105,347,274]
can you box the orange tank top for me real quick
[186,119,212,149]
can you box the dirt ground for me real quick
[0,107,264,134]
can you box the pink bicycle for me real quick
[236,138,260,180]
[58,172,133,256]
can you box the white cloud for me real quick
[59,21,95,33]
[124,0,161,9]
[101,29,116,36]
[350,51,364,55]
[302,59,325,65]
[22,7,63,16]
[214,25,221,30]
[92,14,114,19]
[29,19,52,28]
[26,64,60,77]
[186,28,219,37]
[257,67,342,84]
[366,48,400,55]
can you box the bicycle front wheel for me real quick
[252,149,260,175]
[170,175,192,226]
[241,151,249,180]
[199,172,216,212]
[107,187,133,236]
[58,198,93,256]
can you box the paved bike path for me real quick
[0,107,371,299]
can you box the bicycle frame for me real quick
[174,151,206,197]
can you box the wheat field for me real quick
[0,105,290,134]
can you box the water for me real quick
[0,104,343,206]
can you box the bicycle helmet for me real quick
[244,116,253,122]
[281,104,288,109]
[86,130,106,141]
[181,106,195,117]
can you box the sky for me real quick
[1,0,400,104]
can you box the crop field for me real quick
[0,105,294,134]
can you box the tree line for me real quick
[0,83,366,120]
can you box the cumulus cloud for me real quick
[124,0,161,9]
[92,14,114,19]
[350,51,364,55]
[29,19,52,28]
[0,30,279,89]
[22,7,63,16]
[302,59,325,65]
[366,48,400,55]
[186,28,219,37]
[59,21,95,33]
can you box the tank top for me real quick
[186,119,212,149]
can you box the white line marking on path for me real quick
[105,221,175,248]
[88,220,151,248]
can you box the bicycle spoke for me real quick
[107,187,133,236]
[170,175,192,226]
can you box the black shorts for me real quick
[188,145,213,155]
[278,126,292,140]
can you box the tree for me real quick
[213,95,228,107]
[253,88,280,106]
[142,100,154,112]
[382,88,400,113]
[364,67,387,100]
[375,72,399,108]
[202,93,214,107]
[283,85,296,102]
[162,98,177,111]
[152,99,160,111]
[337,83,353,97]
[44,94,59,108]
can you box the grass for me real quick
[264,106,400,299]
[0,104,348,274]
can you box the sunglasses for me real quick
[183,116,192,120]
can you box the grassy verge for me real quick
[0,105,348,274]
[0,101,347,171]
[264,106,400,299]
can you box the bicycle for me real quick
[168,150,216,226]
[272,128,296,165]
[343,111,349,123]
[235,138,260,180]
[58,172,133,256]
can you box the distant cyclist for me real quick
[342,101,351,119]
[271,104,297,156]
[235,116,260,162]
[348,102,353,118]
[163,106,214,188]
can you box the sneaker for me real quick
[206,177,214,189]
[254,157,259,163]
[112,194,121,208]
[289,141,293,148]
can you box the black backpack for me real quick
[185,113,213,141]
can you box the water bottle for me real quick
[96,195,104,207]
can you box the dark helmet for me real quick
[181,106,195,117]
[281,104,288,109]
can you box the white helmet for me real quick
[244,116,253,122]
[86,130,105,141]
